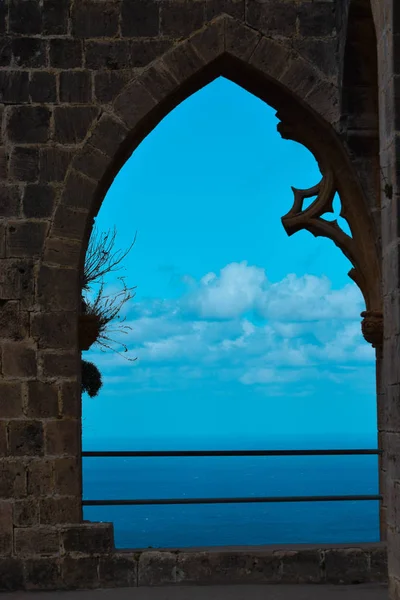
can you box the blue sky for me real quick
[82,77,377,449]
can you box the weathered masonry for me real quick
[0,0,399,594]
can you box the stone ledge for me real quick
[1,543,386,591]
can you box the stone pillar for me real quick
[361,310,385,541]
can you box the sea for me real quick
[82,434,380,550]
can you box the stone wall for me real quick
[0,0,395,593]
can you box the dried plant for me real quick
[83,276,137,361]
[82,225,137,290]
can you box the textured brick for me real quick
[29,72,57,103]
[23,184,56,219]
[9,0,42,34]
[13,499,39,527]
[12,38,46,68]
[42,352,78,379]
[26,381,59,419]
[95,71,131,103]
[54,106,99,144]
[72,1,120,37]
[25,558,62,590]
[121,0,160,37]
[14,527,59,557]
[161,0,205,37]
[39,496,81,524]
[52,205,89,241]
[60,71,92,103]
[0,558,24,591]
[54,457,80,496]
[43,0,70,35]
[45,419,80,456]
[37,265,78,311]
[0,72,29,103]
[0,381,23,417]
[6,221,48,258]
[0,186,21,218]
[50,39,83,69]
[31,311,77,350]
[99,554,137,588]
[40,148,72,183]
[0,302,29,341]
[27,459,54,496]
[61,556,99,588]
[0,501,13,555]
[2,342,37,377]
[61,523,114,554]
[9,148,39,182]
[8,420,44,457]
[62,171,97,210]
[0,461,27,499]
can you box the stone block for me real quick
[31,311,77,350]
[250,35,293,83]
[324,548,370,583]
[162,40,205,84]
[0,461,27,498]
[42,353,78,379]
[23,184,56,219]
[294,39,339,79]
[298,3,336,37]
[37,265,79,312]
[0,71,29,103]
[25,557,62,590]
[54,106,99,144]
[12,38,46,68]
[95,71,131,104]
[10,147,39,182]
[0,381,23,417]
[59,381,80,417]
[246,1,297,36]
[190,17,225,64]
[14,527,60,557]
[0,501,13,555]
[99,553,138,587]
[50,39,83,69]
[60,71,93,104]
[177,550,282,584]
[61,170,97,211]
[53,457,81,496]
[27,459,54,496]
[138,551,177,585]
[7,221,48,258]
[13,498,39,528]
[0,301,29,341]
[43,0,69,35]
[0,185,21,218]
[29,72,57,103]
[61,523,114,554]
[72,1,120,37]
[9,0,42,34]
[43,238,81,268]
[0,260,35,309]
[0,558,24,591]
[52,205,89,241]
[88,115,128,159]
[369,546,388,581]
[225,16,261,61]
[86,40,133,70]
[61,556,100,589]
[39,496,81,525]
[26,381,59,419]
[40,147,72,183]
[160,1,205,38]
[45,419,80,456]
[139,61,179,102]
[8,420,44,457]
[114,80,157,129]
[0,39,11,67]
[72,146,110,181]
[279,549,322,583]
[206,0,244,20]
[121,0,160,37]
[2,341,37,377]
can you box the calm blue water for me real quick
[82,435,380,549]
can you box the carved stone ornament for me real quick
[276,119,382,349]
[360,310,383,348]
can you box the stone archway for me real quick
[0,11,386,592]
